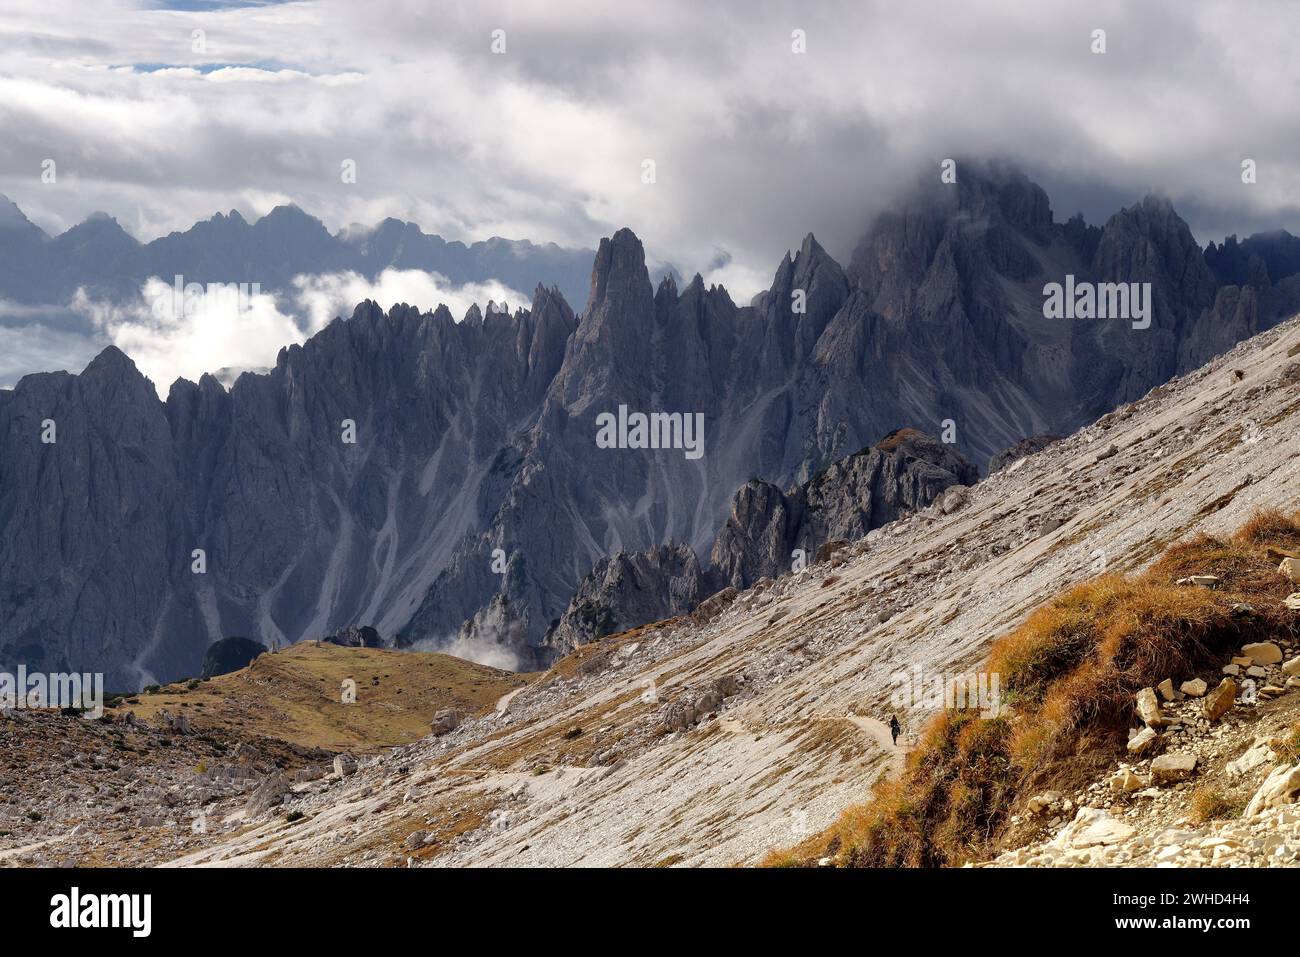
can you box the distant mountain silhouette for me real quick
[0,196,598,310]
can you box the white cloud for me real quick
[405,632,521,672]
[66,269,531,396]
[4,0,1300,315]
[73,278,318,394]
[292,269,529,330]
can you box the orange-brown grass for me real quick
[771,509,1300,868]
[872,427,926,453]
[1234,508,1300,552]
[1189,787,1244,825]
[1277,722,1300,765]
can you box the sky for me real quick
[4,0,1300,388]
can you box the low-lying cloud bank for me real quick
[1,270,529,394]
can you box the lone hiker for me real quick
[889,714,901,747]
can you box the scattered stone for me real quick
[1180,678,1208,697]
[1244,764,1300,818]
[1054,807,1134,848]
[1241,642,1283,666]
[430,709,461,736]
[1135,688,1163,728]
[1203,678,1237,721]
[937,486,969,516]
[1150,753,1198,785]
[1226,741,1273,778]
[1157,678,1176,702]
[661,700,697,732]
[1110,769,1145,793]
[814,540,850,564]
[1280,557,1299,581]
[245,772,290,816]
[1127,726,1161,756]
[334,754,357,778]
[1026,792,1063,815]
[154,710,190,735]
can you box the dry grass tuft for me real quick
[1189,787,1244,824]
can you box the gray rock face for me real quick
[201,637,266,679]
[711,429,977,589]
[542,544,713,654]
[1,285,578,687]
[988,434,1061,474]
[322,626,381,648]
[541,429,974,654]
[3,164,1295,683]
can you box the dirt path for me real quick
[843,714,910,775]
[495,687,526,715]
[0,833,69,863]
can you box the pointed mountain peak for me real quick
[791,232,842,278]
[798,232,825,259]
[87,343,131,367]
[1100,192,1192,236]
[256,203,329,235]
[197,371,228,394]
[66,211,136,243]
[587,227,651,316]
[81,345,151,390]
[0,194,41,234]
[530,283,573,318]
[350,299,385,323]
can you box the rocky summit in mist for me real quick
[4,163,1300,688]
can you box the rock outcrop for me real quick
[988,434,1061,474]
[542,544,713,654]
[711,429,978,589]
[201,637,267,679]
[542,429,975,654]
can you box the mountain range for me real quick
[4,161,1300,688]
[0,196,597,314]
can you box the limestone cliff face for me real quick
[541,429,977,656]
[541,544,711,654]
[3,166,1294,684]
[711,429,979,590]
